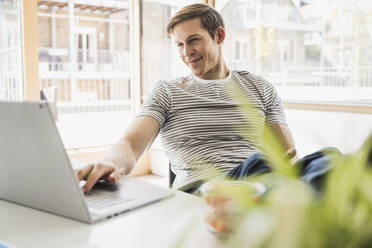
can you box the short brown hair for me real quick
[166,3,225,39]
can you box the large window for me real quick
[37,0,132,150]
[3,0,371,151]
[0,0,23,101]
[217,0,372,104]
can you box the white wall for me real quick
[285,109,372,157]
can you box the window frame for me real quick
[23,0,40,100]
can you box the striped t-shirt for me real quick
[137,70,287,191]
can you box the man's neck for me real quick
[200,62,230,80]
[216,63,230,80]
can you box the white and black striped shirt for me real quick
[137,70,287,190]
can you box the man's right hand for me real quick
[75,116,160,194]
[75,160,125,193]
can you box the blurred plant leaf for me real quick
[225,83,298,178]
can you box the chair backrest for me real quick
[169,163,176,188]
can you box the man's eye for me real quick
[189,38,198,43]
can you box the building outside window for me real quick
[234,40,250,61]
[217,0,372,104]
[37,0,130,110]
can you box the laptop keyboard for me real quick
[85,191,133,210]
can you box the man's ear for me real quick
[215,27,226,44]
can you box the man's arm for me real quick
[76,116,160,193]
[269,123,297,161]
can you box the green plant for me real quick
[215,85,372,247]
[174,84,372,248]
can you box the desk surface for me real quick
[0,183,225,248]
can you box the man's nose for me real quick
[183,44,194,58]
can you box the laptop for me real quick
[0,101,174,223]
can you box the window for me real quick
[234,40,249,61]
[235,41,241,60]
[140,0,200,98]
[217,0,372,105]
[37,0,132,149]
[0,0,24,101]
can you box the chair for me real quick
[169,163,176,188]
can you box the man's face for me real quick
[172,18,220,80]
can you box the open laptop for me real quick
[0,101,173,223]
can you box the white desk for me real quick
[0,186,225,248]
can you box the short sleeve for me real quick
[136,81,171,128]
[261,79,287,126]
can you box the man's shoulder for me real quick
[231,70,276,99]
[232,70,267,83]
[149,74,193,97]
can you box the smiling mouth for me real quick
[189,57,202,65]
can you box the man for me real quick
[76,3,296,194]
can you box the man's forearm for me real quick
[102,138,137,175]
[100,117,160,175]
[270,123,298,162]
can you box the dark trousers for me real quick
[185,147,341,194]
[225,147,341,192]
